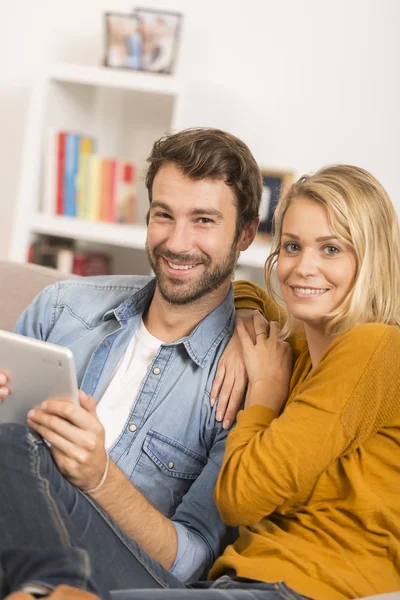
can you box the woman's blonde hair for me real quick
[265,164,400,338]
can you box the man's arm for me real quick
[91,460,178,568]
[27,392,178,568]
[27,391,230,581]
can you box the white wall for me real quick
[1,0,399,259]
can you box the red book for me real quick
[27,243,35,263]
[56,132,67,215]
[117,162,136,224]
[72,252,111,276]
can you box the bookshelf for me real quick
[9,63,270,278]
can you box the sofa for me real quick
[0,260,398,600]
[0,260,75,332]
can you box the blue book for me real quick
[64,133,81,216]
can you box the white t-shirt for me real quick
[96,319,162,449]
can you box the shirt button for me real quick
[153,367,161,375]
[104,340,110,347]
[129,424,137,432]
[168,461,174,469]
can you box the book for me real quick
[56,132,67,215]
[108,159,120,223]
[117,162,136,224]
[99,158,112,221]
[28,240,111,276]
[64,133,81,217]
[43,129,136,223]
[28,239,75,271]
[87,155,102,220]
[76,136,95,220]
[72,252,111,276]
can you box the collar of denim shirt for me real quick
[102,277,235,369]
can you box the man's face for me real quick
[146,163,244,305]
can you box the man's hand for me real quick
[0,372,10,401]
[237,311,293,414]
[27,390,108,492]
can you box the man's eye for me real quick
[154,212,171,219]
[196,218,213,224]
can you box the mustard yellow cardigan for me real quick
[210,281,400,600]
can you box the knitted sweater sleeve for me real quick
[233,279,283,317]
[215,323,400,526]
[232,279,306,361]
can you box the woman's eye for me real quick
[324,245,340,255]
[283,242,300,252]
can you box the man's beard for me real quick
[146,242,238,305]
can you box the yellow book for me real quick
[87,155,101,221]
[76,137,94,220]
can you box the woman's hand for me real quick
[236,311,293,414]
[209,309,256,429]
[210,330,247,429]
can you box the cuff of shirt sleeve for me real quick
[170,521,210,583]
[236,405,278,428]
[234,298,264,312]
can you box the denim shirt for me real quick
[14,275,236,582]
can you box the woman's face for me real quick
[276,196,357,329]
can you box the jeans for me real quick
[111,578,310,599]
[0,424,180,599]
[0,423,308,600]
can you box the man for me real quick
[0,128,261,599]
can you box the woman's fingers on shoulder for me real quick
[210,362,226,407]
[268,321,281,338]
[253,310,269,336]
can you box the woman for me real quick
[11,165,400,600]
[209,164,400,599]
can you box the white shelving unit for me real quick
[9,63,270,277]
[29,214,269,269]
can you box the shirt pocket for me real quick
[133,430,207,517]
[144,430,207,479]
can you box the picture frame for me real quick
[135,8,182,74]
[257,169,294,239]
[104,13,140,70]
[104,9,182,75]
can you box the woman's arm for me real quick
[215,323,400,526]
[210,280,306,425]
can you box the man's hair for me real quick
[265,164,400,338]
[145,127,262,235]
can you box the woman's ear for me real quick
[237,218,260,251]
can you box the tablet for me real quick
[0,329,79,424]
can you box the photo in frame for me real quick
[135,8,182,74]
[257,169,294,239]
[104,9,182,74]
